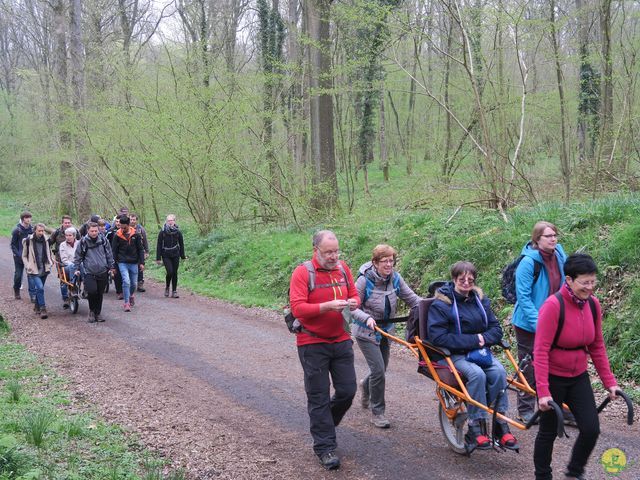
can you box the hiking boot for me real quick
[565,474,586,480]
[137,282,145,292]
[517,411,538,426]
[494,421,519,451]
[164,287,170,297]
[171,291,179,298]
[117,293,123,300]
[372,414,390,429]
[123,303,131,312]
[14,289,21,300]
[96,313,105,323]
[130,294,135,306]
[39,308,48,319]
[33,303,41,314]
[87,311,96,323]
[63,298,70,309]
[465,420,491,452]
[360,379,369,409]
[318,451,340,470]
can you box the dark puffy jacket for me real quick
[111,228,145,265]
[11,223,33,258]
[427,282,503,354]
[156,227,185,259]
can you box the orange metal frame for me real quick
[55,260,78,290]
[376,327,536,431]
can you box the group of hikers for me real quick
[290,226,620,479]
[10,208,186,322]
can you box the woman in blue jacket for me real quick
[428,261,517,453]
[512,221,567,423]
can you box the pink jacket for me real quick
[533,284,617,398]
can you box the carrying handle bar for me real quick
[526,401,567,438]
[597,390,634,425]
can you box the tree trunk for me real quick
[70,0,90,219]
[305,0,338,209]
[53,0,74,215]
[549,0,571,201]
[596,0,613,189]
[380,89,389,182]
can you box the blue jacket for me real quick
[10,223,33,258]
[511,242,567,333]
[427,282,503,354]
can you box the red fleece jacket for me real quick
[289,256,359,346]
[533,284,617,398]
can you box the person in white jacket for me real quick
[59,228,82,287]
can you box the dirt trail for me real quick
[1,238,638,479]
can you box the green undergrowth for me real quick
[0,315,185,480]
[146,194,640,390]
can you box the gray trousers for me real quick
[356,336,390,415]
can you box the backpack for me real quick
[501,255,542,304]
[360,269,401,305]
[551,292,597,351]
[284,260,347,335]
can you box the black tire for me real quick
[104,280,110,294]
[437,388,467,455]
[70,296,79,314]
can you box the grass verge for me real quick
[0,314,185,479]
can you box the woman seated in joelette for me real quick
[428,261,517,453]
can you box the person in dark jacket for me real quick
[428,261,517,453]
[10,211,34,300]
[105,217,123,298]
[351,244,421,428]
[111,215,144,311]
[513,221,568,423]
[155,214,186,298]
[130,213,149,292]
[75,223,115,322]
[533,253,620,480]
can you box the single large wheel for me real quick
[104,277,110,294]
[70,295,79,314]
[437,388,468,455]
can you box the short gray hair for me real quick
[312,230,337,247]
[65,227,77,236]
[166,214,176,221]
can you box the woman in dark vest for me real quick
[156,214,186,298]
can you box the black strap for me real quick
[551,292,597,351]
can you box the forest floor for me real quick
[0,238,638,480]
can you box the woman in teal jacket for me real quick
[512,221,567,423]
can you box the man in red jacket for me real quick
[289,230,360,470]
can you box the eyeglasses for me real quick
[455,277,475,285]
[574,279,597,288]
[540,234,559,239]
[318,249,340,257]
[376,259,395,265]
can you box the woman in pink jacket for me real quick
[533,253,620,480]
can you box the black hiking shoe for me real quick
[319,451,340,470]
[494,421,519,451]
[14,289,21,300]
[164,288,170,297]
[465,420,491,454]
[137,282,146,292]
[87,311,96,323]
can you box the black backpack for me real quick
[552,292,597,350]
[501,255,542,304]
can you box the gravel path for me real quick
[1,238,638,479]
